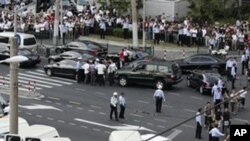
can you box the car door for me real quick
[190,73,200,87]
[137,64,157,85]
[127,63,146,84]
[183,56,202,70]
[199,56,218,69]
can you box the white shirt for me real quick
[75,61,81,71]
[231,66,237,76]
[110,96,118,107]
[209,127,225,137]
[217,79,224,89]
[226,60,234,68]
[239,90,247,98]
[119,95,126,106]
[241,54,247,62]
[196,112,202,125]
[123,21,129,29]
[107,63,117,74]
[82,63,90,74]
[95,64,106,75]
[153,89,165,101]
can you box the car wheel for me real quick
[46,69,53,76]
[155,80,165,89]
[187,79,191,87]
[55,48,63,54]
[199,87,204,94]
[119,77,127,87]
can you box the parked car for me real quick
[80,40,108,57]
[0,48,40,67]
[44,60,85,80]
[48,51,95,64]
[176,54,226,74]
[54,41,107,57]
[115,58,182,89]
[186,70,225,94]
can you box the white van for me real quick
[0,116,29,134]
[109,130,142,141]
[0,32,38,53]
[42,137,71,141]
[19,125,59,139]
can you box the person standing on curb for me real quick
[153,86,165,113]
[119,92,126,119]
[195,108,203,139]
[110,92,119,121]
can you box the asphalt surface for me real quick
[0,43,249,141]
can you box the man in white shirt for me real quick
[75,60,82,83]
[110,92,119,121]
[239,87,247,109]
[226,58,234,81]
[118,92,126,119]
[231,63,237,89]
[195,108,202,139]
[241,52,247,75]
[99,19,106,39]
[209,123,224,141]
[95,61,106,86]
[153,86,165,113]
[82,61,90,84]
[107,60,117,86]
[122,18,129,39]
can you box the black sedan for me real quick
[44,60,85,80]
[187,70,226,94]
[55,41,107,57]
[80,40,108,57]
[0,49,41,67]
[48,51,95,64]
[176,54,226,74]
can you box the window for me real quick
[199,57,217,63]
[146,64,157,71]
[136,64,146,71]
[0,37,9,44]
[23,38,36,45]
[159,65,169,73]
[189,57,201,62]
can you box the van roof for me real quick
[19,125,59,139]
[109,130,142,141]
[0,32,35,38]
[42,137,71,141]
[0,116,29,134]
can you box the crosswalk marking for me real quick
[15,73,72,85]
[6,75,62,86]
[0,84,29,92]
[35,69,76,82]
[4,77,52,88]
[0,79,42,90]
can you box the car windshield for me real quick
[136,52,149,59]
[82,53,94,59]
[18,49,32,55]
[205,75,220,83]
[23,38,36,45]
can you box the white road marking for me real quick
[88,109,95,112]
[168,92,180,96]
[104,131,110,134]
[134,120,140,123]
[184,108,196,113]
[69,122,76,126]
[90,105,101,109]
[138,100,149,104]
[181,124,195,129]
[0,79,43,90]
[190,96,203,101]
[47,117,54,120]
[36,115,43,118]
[93,128,101,132]
[147,122,153,126]
[76,107,84,110]
[3,78,49,89]
[234,118,249,123]
[69,101,81,105]
[154,118,166,123]
[80,125,88,128]
[157,125,165,129]
[35,70,76,82]
[163,104,173,108]
[17,73,72,85]
[166,129,183,140]
[19,104,62,111]
[6,76,62,86]
[47,96,60,101]
[25,112,32,115]
[99,112,106,115]
[45,100,52,103]
[95,91,105,95]
[57,120,65,123]
[130,113,143,118]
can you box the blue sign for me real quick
[15,34,21,45]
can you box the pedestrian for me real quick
[110,92,119,121]
[122,18,129,39]
[222,108,230,134]
[75,60,82,83]
[204,102,213,129]
[82,61,90,84]
[99,19,106,39]
[230,90,238,115]
[241,52,247,75]
[212,82,223,111]
[226,57,234,81]
[95,60,106,86]
[107,60,117,86]
[119,49,125,68]
[89,60,96,85]
[153,86,165,113]
[239,86,247,109]
[118,92,126,119]
[213,108,222,128]
[223,89,230,109]
[230,63,237,89]
[209,123,225,141]
[195,108,203,139]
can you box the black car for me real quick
[55,41,107,57]
[80,40,108,57]
[115,58,182,89]
[44,60,85,80]
[186,70,225,94]
[48,51,95,64]
[0,48,40,67]
[177,54,226,74]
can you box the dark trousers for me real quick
[76,70,82,83]
[84,73,89,84]
[119,105,125,118]
[108,72,115,86]
[246,58,249,69]
[123,28,129,39]
[227,67,232,81]
[100,29,105,39]
[154,33,160,44]
[186,36,191,47]
[178,35,183,46]
[242,61,246,75]
[62,33,66,45]
[212,137,219,141]
[90,73,96,85]
[155,97,163,113]
[110,105,118,120]
[214,99,222,111]
[97,74,105,86]
[231,76,236,89]
[195,122,202,139]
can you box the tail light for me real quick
[203,82,210,88]
[171,75,177,80]
[92,49,97,55]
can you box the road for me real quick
[0,48,249,141]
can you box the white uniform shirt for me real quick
[231,66,237,76]
[226,60,234,69]
[153,89,165,101]
[241,54,247,62]
[110,96,118,107]
[107,63,117,74]
[196,112,202,125]
[82,63,90,74]
[95,64,106,75]
[119,95,126,106]
[209,127,225,137]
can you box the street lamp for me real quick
[0,55,28,134]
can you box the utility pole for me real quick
[53,0,60,45]
[60,0,63,44]
[9,37,18,134]
[14,7,17,34]
[142,0,146,48]
[131,0,138,48]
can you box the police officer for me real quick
[95,60,106,86]
[209,123,225,141]
[195,108,203,139]
[107,60,117,86]
[118,92,126,119]
[75,60,82,83]
[153,86,165,113]
[110,92,119,121]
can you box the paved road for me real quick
[0,55,249,141]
